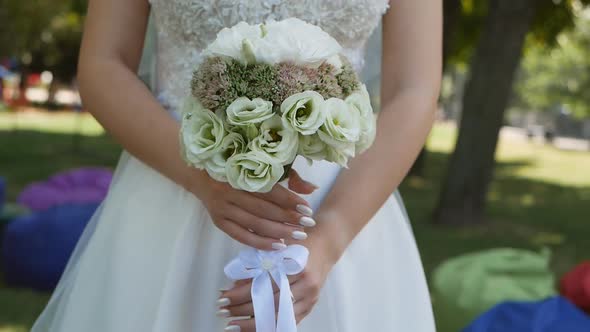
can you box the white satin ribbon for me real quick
[224,245,309,332]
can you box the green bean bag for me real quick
[432,248,556,332]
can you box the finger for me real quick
[255,184,311,213]
[288,169,318,195]
[221,274,303,312]
[225,205,305,241]
[231,192,308,227]
[217,219,280,251]
[226,318,256,332]
[294,298,314,323]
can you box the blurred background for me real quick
[1,0,589,331]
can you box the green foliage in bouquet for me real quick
[191,56,360,114]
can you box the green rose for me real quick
[180,100,226,168]
[280,91,326,135]
[204,132,247,182]
[317,97,360,159]
[346,84,377,154]
[226,151,285,193]
[226,97,274,126]
[250,115,299,165]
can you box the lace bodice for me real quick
[149,0,389,110]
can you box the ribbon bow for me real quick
[224,245,309,332]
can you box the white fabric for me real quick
[32,1,436,331]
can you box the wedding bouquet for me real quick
[179,18,376,193]
[179,18,377,332]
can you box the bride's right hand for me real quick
[189,170,318,251]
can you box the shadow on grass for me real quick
[401,150,590,331]
[401,149,590,277]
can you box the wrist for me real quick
[181,166,213,201]
[309,208,351,265]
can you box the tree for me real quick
[1,0,86,82]
[434,0,540,225]
[434,0,589,225]
[516,13,590,118]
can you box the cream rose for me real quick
[257,18,342,66]
[203,21,264,64]
[250,115,299,165]
[280,91,326,135]
[226,151,285,193]
[226,97,274,127]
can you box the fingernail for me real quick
[216,309,231,318]
[272,242,287,250]
[299,216,316,227]
[225,326,241,332]
[217,297,231,307]
[296,204,313,216]
[292,230,308,240]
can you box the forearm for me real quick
[311,90,436,261]
[77,57,208,193]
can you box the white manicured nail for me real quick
[296,204,313,216]
[292,230,308,240]
[272,242,287,250]
[225,326,241,332]
[217,297,231,307]
[299,216,316,227]
[216,309,231,318]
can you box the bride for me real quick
[32,0,441,331]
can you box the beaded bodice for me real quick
[148,0,389,109]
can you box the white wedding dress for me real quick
[32,1,436,331]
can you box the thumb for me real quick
[288,169,318,195]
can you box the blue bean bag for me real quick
[463,296,590,332]
[1,203,98,290]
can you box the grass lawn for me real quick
[0,111,589,331]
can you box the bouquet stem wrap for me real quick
[224,245,309,332]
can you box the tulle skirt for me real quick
[31,151,435,331]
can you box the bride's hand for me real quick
[190,169,318,251]
[216,238,337,330]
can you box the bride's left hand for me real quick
[217,239,338,331]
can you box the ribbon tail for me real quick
[252,272,277,332]
[275,272,298,332]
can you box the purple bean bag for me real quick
[1,203,99,290]
[463,296,590,332]
[17,168,112,211]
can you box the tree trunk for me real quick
[442,0,462,69]
[409,0,462,177]
[433,0,538,225]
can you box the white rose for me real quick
[317,97,361,159]
[226,151,285,193]
[280,91,326,135]
[298,134,328,163]
[204,133,247,182]
[345,84,377,153]
[203,21,263,64]
[180,106,226,168]
[226,97,274,126]
[257,18,342,66]
[250,115,299,165]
